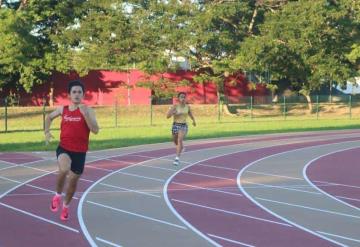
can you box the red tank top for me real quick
[60,106,90,152]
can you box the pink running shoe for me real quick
[50,195,61,212]
[60,206,69,221]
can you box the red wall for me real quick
[1,70,268,106]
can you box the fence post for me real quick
[114,97,118,127]
[4,97,8,133]
[150,96,153,126]
[250,96,253,119]
[349,95,352,119]
[316,95,319,120]
[42,97,46,131]
[217,93,221,123]
[283,96,286,120]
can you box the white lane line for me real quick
[86,129,358,155]
[237,140,360,247]
[196,163,239,171]
[172,199,291,227]
[0,175,21,184]
[245,171,303,180]
[0,154,117,246]
[87,200,187,230]
[79,177,95,183]
[336,196,360,203]
[26,184,80,200]
[96,237,123,247]
[20,165,50,173]
[317,231,360,244]
[108,156,190,166]
[0,159,56,173]
[0,163,53,175]
[0,165,15,172]
[5,192,52,197]
[105,159,134,165]
[0,158,44,166]
[244,171,360,192]
[172,182,243,197]
[256,197,360,220]
[314,180,360,190]
[89,162,178,173]
[0,176,61,196]
[208,234,255,247]
[125,154,158,159]
[243,184,332,189]
[79,134,360,246]
[246,170,360,190]
[303,145,360,213]
[116,171,165,182]
[79,152,193,246]
[0,202,79,233]
[137,164,177,172]
[244,180,322,195]
[0,174,80,200]
[162,137,340,247]
[87,166,113,172]
[99,182,161,198]
[181,171,234,181]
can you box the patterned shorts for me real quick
[172,122,188,135]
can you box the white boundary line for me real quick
[0,155,118,234]
[255,197,360,219]
[237,140,360,247]
[162,137,337,247]
[303,146,360,212]
[81,134,301,246]
[95,237,123,247]
[317,231,360,244]
[87,200,187,230]
[0,202,79,233]
[0,130,357,246]
[172,198,291,227]
[78,154,187,247]
[208,233,255,247]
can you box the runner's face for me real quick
[178,94,186,103]
[69,86,84,104]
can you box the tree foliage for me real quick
[234,0,359,97]
[0,0,359,97]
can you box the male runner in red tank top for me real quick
[44,80,99,221]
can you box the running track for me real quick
[0,130,359,246]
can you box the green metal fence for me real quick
[0,95,359,132]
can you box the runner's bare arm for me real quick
[167,105,177,119]
[44,106,63,144]
[79,105,99,134]
[188,106,196,126]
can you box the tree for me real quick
[0,0,85,93]
[234,0,359,110]
[123,0,196,96]
[0,9,47,93]
[185,1,259,98]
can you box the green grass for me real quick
[1,118,360,152]
[2,103,360,131]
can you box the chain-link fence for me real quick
[0,95,359,132]
[222,94,357,121]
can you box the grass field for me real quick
[1,117,360,152]
[1,102,360,130]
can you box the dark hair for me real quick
[177,92,186,98]
[68,80,85,94]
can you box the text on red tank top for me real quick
[60,106,90,152]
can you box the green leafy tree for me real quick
[234,0,359,110]
[0,9,46,93]
[0,0,84,93]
